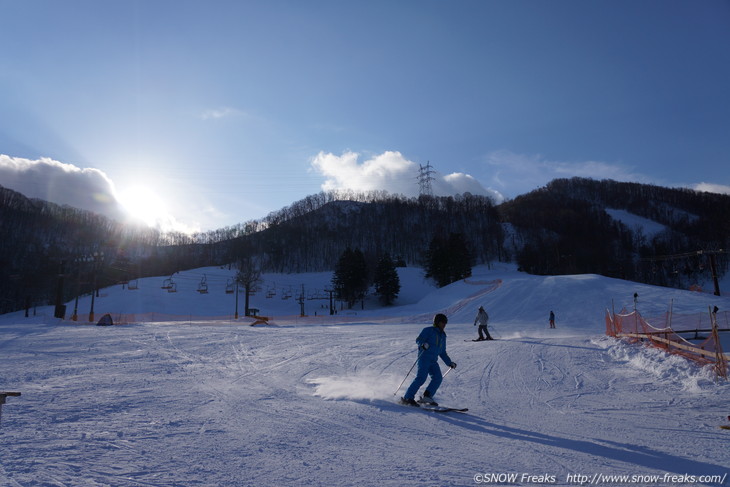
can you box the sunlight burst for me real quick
[118,185,171,228]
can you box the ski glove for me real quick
[450,362,457,369]
[421,343,430,350]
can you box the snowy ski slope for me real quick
[1,265,728,486]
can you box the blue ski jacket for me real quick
[416,325,453,367]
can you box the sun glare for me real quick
[118,185,171,229]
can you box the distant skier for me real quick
[473,306,493,341]
[549,310,556,329]
[401,313,457,407]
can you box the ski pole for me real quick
[393,349,422,395]
[442,366,454,380]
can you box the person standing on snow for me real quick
[401,313,456,407]
[473,306,493,341]
[549,310,556,329]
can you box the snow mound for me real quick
[592,336,721,393]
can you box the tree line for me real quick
[500,178,729,288]
[2,177,729,315]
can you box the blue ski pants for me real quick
[404,360,442,400]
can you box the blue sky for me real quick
[1,0,729,232]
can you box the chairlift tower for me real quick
[298,284,306,316]
[324,287,335,315]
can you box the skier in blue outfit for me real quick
[401,313,457,407]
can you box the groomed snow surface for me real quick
[1,265,729,487]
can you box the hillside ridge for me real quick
[1,178,728,315]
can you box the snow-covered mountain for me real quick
[3,177,729,316]
[1,265,728,486]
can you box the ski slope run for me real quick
[0,266,728,486]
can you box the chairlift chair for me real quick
[197,274,209,294]
[281,287,292,300]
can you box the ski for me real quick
[720,425,730,430]
[421,406,469,413]
[398,398,468,413]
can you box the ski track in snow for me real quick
[1,265,729,486]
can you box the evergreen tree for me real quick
[373,253,400,305]
[332,247,368,308]
[425,233,472,287]
[448,233,472,282]
[425,237,450,287]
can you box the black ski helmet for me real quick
[433,313,448,326]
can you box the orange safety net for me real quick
[606,308,728,379]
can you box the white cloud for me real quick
[201,107,244,120]
[310,150,502,202]
[0,154,125,220]
[0,154,195,233]
[311,150,414,195]
[694,182,730,195]
[442,173,500,198]
[484,150,646,197]
[485,150,730,200]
